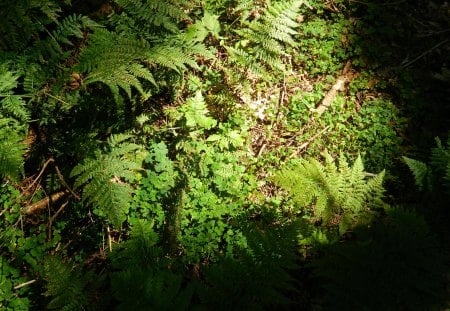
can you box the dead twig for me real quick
[288,126,330,159]
[275,76,287,126]
[256,142,267,158]
[55,165,80,201]
[315,77,348,115]
[107,225,112,252]
[47,201,69,240]
[24,158,55,192]
[402,39,449,68]
[13,279,37,290]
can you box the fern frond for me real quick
[228,0,304,77]
[405,135,450,192]
[430,137,450,177]
[0,64,29,180]
[199,224,298,309]
[0,120,26,181]
[76,29,156,102]
[0,0,61,51]
[1,96,29,123]
[0,64,29,123]
[403,156,429,191]
[274,153,386,232]
[71,134,144,227]
[113,0,192,35]
[52,14,98,46]
[44,256,92,310]
[110,220,195,310]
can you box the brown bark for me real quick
[21,190,69,215]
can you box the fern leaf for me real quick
[0,64,29,180]
[430,137,450,176]
[228,0,304,77]
[71,134,144,227]
[113,0,192,35]
[44,256,91,310]
[274,153,386,233]
[403,156,429,191]
[0,0,61,51]
[0,120,26,181]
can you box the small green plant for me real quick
[0,257,30,310]
[198,223,299,310]
[43,256,97,310]
[0,184,65,310]
[135,92,256,262]
[295,15,352,76]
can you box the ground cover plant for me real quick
[0,0,449,309]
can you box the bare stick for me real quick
[256,142,267,158]
[13,279,36,290]
[275,76,287,126]
[402,39,449,68]
[107,226,112,252]
[21,190,69,215]
[314,60,353,116]
[315,77,347,116]
[288,126,330,159]
[25,158,55,191]
[48,201,69,240]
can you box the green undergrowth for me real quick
[0,0,448,309]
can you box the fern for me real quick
[43,256,104,310]
[0,0,61,51]
[403,156,430,191]
[43,256,91,310]
[404,135,450,192]
[110,219,194,310]
[313,207,448,310]
[430,136,450,185]
[227,0,305,78]
[70,134,144,227]
[72,0,213,103]
[75,28,156,102]
[0,120,26,181]
[274,153,386,234]
[198,223,299,310]
[112,0,192,36]
[0,63,29,180]
[32,14,97,62]
[0,63,29,122]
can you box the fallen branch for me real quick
[21,190,69,215]
[315,77,348,115]
[314,60,353,116]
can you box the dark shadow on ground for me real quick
[348,0,450,150]
[309,208,448,310]
[302,1,450,310]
